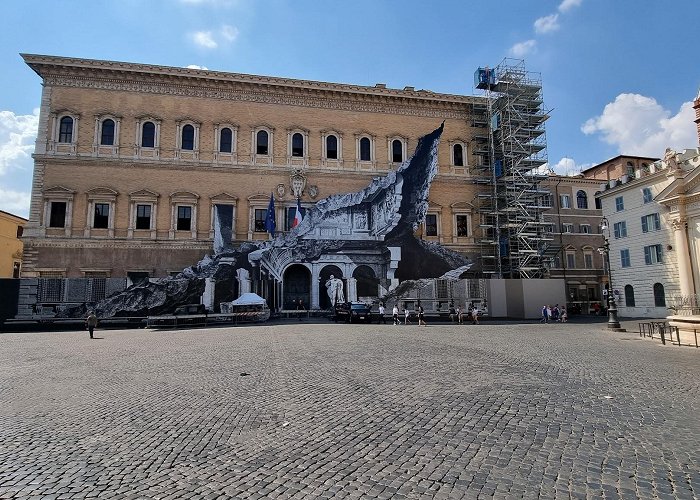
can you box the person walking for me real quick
[392,305,400,325]
[378,303,387,324]
[561,306,568,323]
[457,306,463,324]
[449,303,456,323]
[86,311,98,339]
[540,305,548,323]
[471,307,479,325]
[417,305,426,326]
[404,308,412,325]
[296,298,305,321]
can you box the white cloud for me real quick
[190,31,218,49]
[186,64,209,70]
[558,0,583,13]
[220,25,239,42]
[509,40,537,58]
[532,157,592,176]
[0,109,39,176]
[582,93,696,156]
[0,188,30,218]
[534,14,560,34]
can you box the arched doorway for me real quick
[353,265,379,299]
[283,264,311,310]
[319,265,343,309]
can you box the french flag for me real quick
[292,198,303,229]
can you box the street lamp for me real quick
[598,217,624,331]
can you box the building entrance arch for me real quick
[283,264,311,310]
[319,265,344,309]
[354,265,379,299]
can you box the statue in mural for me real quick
[325,275,345,306]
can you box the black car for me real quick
[333,302,373,323]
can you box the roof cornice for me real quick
[21,53,483,108]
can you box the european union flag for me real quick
[264,192,276,236]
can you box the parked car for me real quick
[174,304,208,315]
[333,302,373,323]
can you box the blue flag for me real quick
[264,192,276,236]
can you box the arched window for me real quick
[353,265,378,298]
[142,122,155,148]
[626,161,635,176]
[359,137,371,161]
[453,144,464,166]
[576,190,588,209]
[594,191,602,210]
[100,119,115,146]
[653,283,666,307]
[392,139,403,163]
[292,133,304,157]
[624,285,635,307]
[58,116,73,143]
[326,135,338,159]
[181,125,195,150]
[256,130,268,155]
[219,128,232,153]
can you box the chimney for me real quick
[694,86,700,146]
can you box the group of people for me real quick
[448,303,480,325]
[540,304,568,323]
[377,302,478,326]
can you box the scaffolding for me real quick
[472,59,553,278]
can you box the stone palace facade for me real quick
[21,54,487,289]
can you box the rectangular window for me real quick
[643,244,663,265]
[566,252,576,269]
[127,272,149,287]
[425,214,438,236]
[615,196,624,211]
[562,223,573,233]
[642,187,653,203]
[580,224,590,234]
[93,203,109,229]
[584,253,593,269]
[553,255,561,268]
[560,194,571,209]
[541,195,552,208]
[456,215,469,237]
[620,249,631,268]
[177,206,192,231]
[254,209,267,232]
[136,204,151,230]
[641,213,661,233]
[49,201,67,228]
[613,221,627,239]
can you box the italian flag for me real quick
[292,198,303,228]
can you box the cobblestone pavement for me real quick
[1,321,699,499]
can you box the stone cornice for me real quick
[24,237,213,251]
[22,53,482,120]
[32,153,477,181]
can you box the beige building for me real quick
[0,210,26,278]
[21,54,487,283]
[540,176,606,313]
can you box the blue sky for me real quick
[1,0,698,218]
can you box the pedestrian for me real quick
[457,306,463,324]
[593,302,600,316]
[472,307,479,325]
[86,310,98,339]
[378,303,387,324]
[417,304,426,326]
[296,298,305,321]
[392,305,400,325]
[546,305,552,323]
[552,304,560,322]
[449,302,456,323]
[540,305,548,323]
[561,306,568,323]
[404,308,412,325]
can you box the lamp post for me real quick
[598,217,624,331]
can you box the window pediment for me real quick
[450,201,474,211]
[170,191,199,202]
[211,192,239,202]
[248,193,273,203]
[129,189,160,201]
[44,185,75,195]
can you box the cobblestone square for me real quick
[1,322,698,499]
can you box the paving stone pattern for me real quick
[1,322,699,499]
